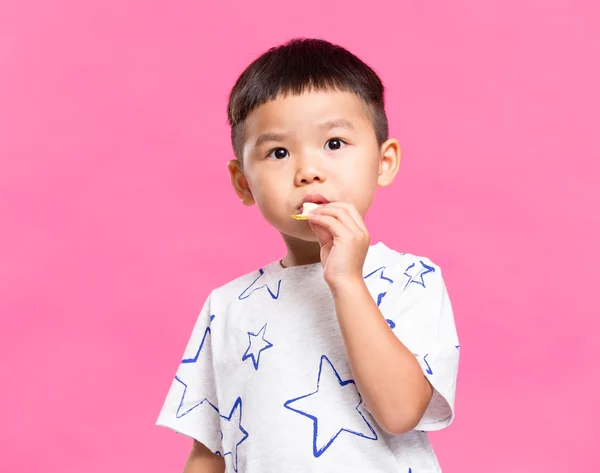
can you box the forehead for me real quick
[243,90,371,136]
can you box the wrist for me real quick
[328,275,368,300]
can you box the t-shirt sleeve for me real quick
[156,294,223,453]
[390,257,460,431]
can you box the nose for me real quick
[294,153,326,186]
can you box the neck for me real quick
[280,233,322,267]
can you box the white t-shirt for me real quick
[157,242,460,472]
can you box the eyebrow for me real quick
[252,119,355,149]
[318,119,356,131]
[253,132,293,149]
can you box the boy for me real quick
[157,38,459,473]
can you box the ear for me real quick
[228,159,255,206]
[377,138,401,188]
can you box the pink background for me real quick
[1,1,599,472]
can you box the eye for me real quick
[267,147,289,160]
[324,138,346,151]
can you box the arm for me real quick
[332,278,433,435]
[307,203,433,435]
[183,441,225,473]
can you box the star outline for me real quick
[238,268,282,301]
[283,355,378,458]
[403,260,436,289]
[241,323,274,370]
[214,397,249,473]
[363,266,394,306]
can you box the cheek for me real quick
[339,149,380,184]
[247,173,286,211]
[338,151,379,208]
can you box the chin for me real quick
[280,226,320,243]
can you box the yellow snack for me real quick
[290,202,319,220]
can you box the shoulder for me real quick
[365,243,448,304]
[367,242,443,281]
[205,260,284,311]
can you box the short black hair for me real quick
[227,38,388,160]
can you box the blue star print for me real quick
[413,353,433,376]
[423,354,433,375]
[173,378,217,419]
[174,326,218,418]
[284,355,378,457]
[403,260,436,289]
[215,397,249,473]
[363,266,393,306]
[238,268,282,300]
[181,326,211,365]
[242,323,273,370]
[363,266,396,328]
[173,379,248,473]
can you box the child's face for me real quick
[229,90,399,242]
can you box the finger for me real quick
[311,205,360,233]
[307,214,349,239]
[309,221,333,248]
[322,202,367,233]
[315,204,365,234]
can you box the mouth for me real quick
[302,194,330,205]
[291,194,330,220]
[298,194,330,211]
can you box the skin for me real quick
[186,90,433,472]
[184,441,225,473]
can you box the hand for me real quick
[307,202,370,289]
